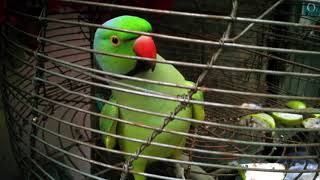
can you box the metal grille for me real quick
[0,0,320,179]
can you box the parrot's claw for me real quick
[175,163,186,180]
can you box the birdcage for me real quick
[1,0,320,179]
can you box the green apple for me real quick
[312,114,320,118]
[271,112,303,126]
[309,108,320,118]
[302,118,320,129]
[300,108,320,119]
[240,113,275,129]
[286,100,307,109]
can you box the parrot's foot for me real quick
[174,163,186,180]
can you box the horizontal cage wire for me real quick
[0,0,320,180]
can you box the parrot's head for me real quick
[94,15,157,75]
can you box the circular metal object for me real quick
[1,0,320,179]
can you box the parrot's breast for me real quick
[113,58,192,129]
[112,58,192,159]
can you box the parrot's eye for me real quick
[110,36,121,46]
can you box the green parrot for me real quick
[94,15,205,180]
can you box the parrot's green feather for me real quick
[184,81,205,122]
[100,15,152,41]
[99,96,119,149]
[95,16,205,180]
[132,159,148,180]
[112,55,192,160]
[95,92,106,112]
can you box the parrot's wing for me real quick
[99,95,119,149]
[184,81,205,122]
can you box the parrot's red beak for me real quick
[133,35,157,71]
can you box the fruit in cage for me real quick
[271,112,303,126]
[271,100,305,126]
[302,118,320,129]
[286,100,307,109]
[239,163,285,180]
[239,113,275,139]
[94,15,205,180]
[239,113,276,129]
[312,113,320,118]
[304,108,320,119]
[310,107,320,118]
